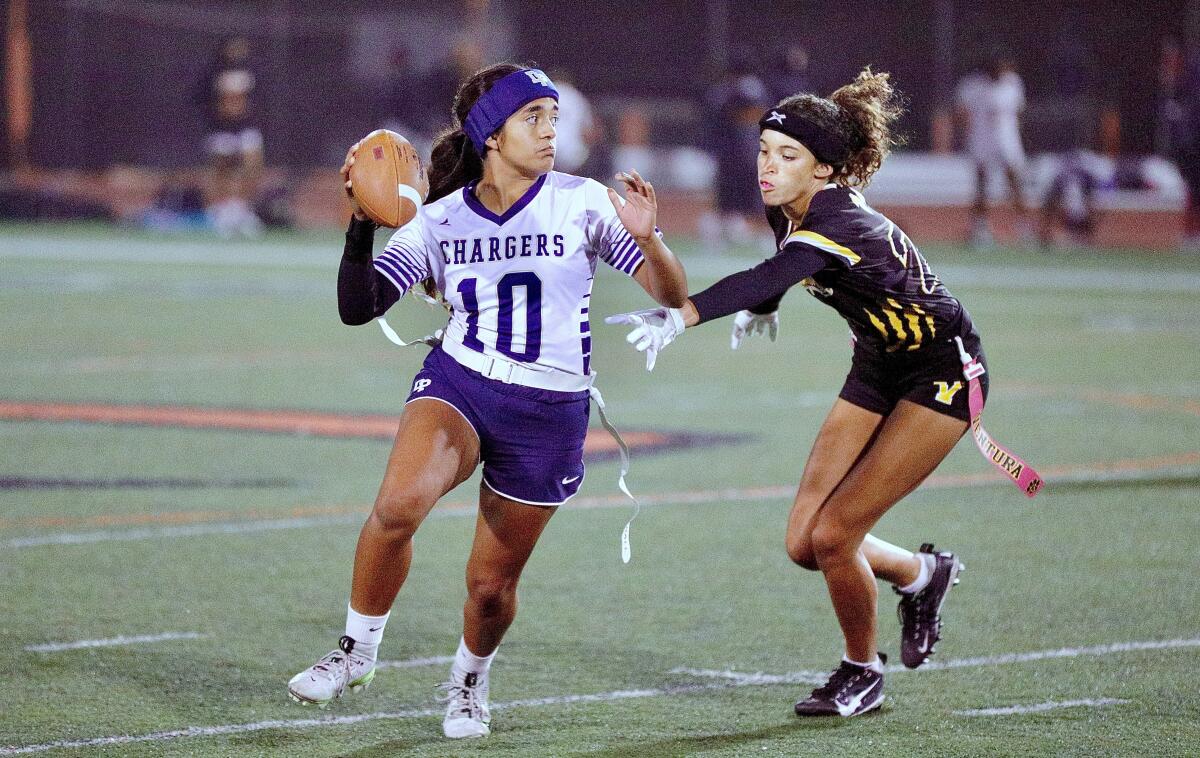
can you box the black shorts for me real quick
[839,334,989,422]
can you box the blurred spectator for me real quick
[1045,11,1097,153]
[462,0,516,64]
[769,44,813,102]
[701,51,771,247]
[253,174,296,230]
[139,173,208,232]
[1169,48,1200,250]
[1038,15,1100,249]
[377,47,432,150]
[198,35,263,237]
[546,68,602,177]
[610,108,657,181]
[1038,151,1099,247]
[422,38,485,134]
[955,51,1033,249]
[1156,37,1185,158]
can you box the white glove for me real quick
[604,307,685,371]
[730,310,779,350]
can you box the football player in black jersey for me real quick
[609,69,982,717]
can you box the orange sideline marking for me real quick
[1,451,1195,531]
[0,401,664,452]
[1006,383,1200,417]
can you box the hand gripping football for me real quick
[348,129,428,227]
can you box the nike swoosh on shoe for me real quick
[835,687,873,717]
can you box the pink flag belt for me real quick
[955,337,1044,498]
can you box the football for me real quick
[348,129,427,227]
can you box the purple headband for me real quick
[464,68,559,155]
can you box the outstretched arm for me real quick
[609,170,688,307]
[606,244,827,369]
[683,244,827,326]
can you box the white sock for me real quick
[453,636,497,676]
[344,604,390,663]
[844,655,885,674]
[897,552,934,595]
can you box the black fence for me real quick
[5,0,1191,170]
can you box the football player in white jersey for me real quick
[287,63,687,739]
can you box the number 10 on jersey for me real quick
[457,272,543,362]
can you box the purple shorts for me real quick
[405,347,590,506]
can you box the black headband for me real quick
[758,108,851,167]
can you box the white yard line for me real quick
[2,515,366,549]
[0,235,336,269]
[24,632,206,653]
[953,698,1129,717]
[672,637,1200,686]
[669,667,827,686]
[0,686,720,756]
[906,637,1200,673]
[2,237,1198,293]
[0,637,1187,755]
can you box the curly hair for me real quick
[772,67,906,188]
[829,68,905,187]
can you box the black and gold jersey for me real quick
[767,184,976,352]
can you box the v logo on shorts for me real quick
[933,380,963,405]
[561,475,580,485]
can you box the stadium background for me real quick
[8,0,1193,164]
[3,0,1198,246]
[2,1,1199,756]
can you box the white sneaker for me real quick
[287,636,376,708]
[437,669,491,738]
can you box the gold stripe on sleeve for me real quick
[785,230,861,265]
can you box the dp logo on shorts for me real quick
[413,378,432,394]
[933,380,963,405]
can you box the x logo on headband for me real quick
[766,111,786,124]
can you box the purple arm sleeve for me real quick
[690,245,828,325]
[337,216,400,325]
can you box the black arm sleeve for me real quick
[337,216,401,325]
[749,292,785,315]
[689,245,828,325]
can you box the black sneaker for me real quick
[794,656,885,717]
[896,543,962,669]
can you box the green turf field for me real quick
[1,223,1198,756]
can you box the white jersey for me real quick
[372,171,646,378]
[955,71,1026,166]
